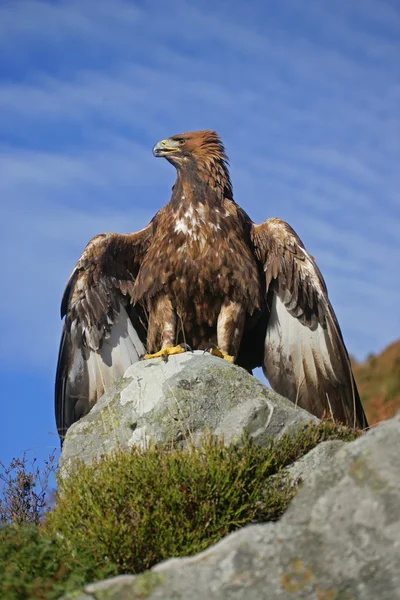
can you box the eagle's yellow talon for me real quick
[208,347,234,362]
[144,345,186,360]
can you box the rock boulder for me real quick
[60,351,317,474]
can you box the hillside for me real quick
[352,340,400,426]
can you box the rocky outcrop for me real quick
[60,351,317,474]
[66,413,400,600]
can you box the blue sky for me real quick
[0,0,399,469]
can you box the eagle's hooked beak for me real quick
[152,138,181,158]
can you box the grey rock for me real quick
[68,414,400,600]
[84,575,138,599]
[60,351,317,473]
[282,439,345,483]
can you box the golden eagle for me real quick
[55,130,368,442]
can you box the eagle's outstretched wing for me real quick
[251,218,368,429]
[55,225,152,444]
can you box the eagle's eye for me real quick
[175,138,186,145]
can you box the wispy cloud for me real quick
[1,0,398,367]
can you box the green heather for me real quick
[0,421,360,600]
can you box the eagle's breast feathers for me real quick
[134,197,262,317]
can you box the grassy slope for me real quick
[352,340,400,426]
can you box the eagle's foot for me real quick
[144,345,187,362]
[204,346,234,363]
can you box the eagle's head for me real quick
[153,130,232,197]
[152,130,226,168]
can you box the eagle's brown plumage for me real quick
[55,130,368,443]
[134,131,262,354]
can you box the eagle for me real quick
[55,130,368,443]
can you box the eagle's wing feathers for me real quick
[251,218,367,429]
[55,226,152,444]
